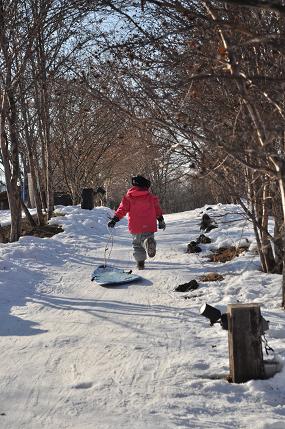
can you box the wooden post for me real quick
[227,303,265,383]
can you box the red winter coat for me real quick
[114,186,163,234]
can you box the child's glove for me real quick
[108,216,119,228]
[157,216,166,230]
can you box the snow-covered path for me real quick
[0,205,285,429]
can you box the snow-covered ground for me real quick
[0,203,284,429]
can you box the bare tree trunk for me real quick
[278,163,285,306]
[279,262,285,307]
[36,22,54,219]
[273,213,284,275]
[20,90,45,226]
[260,181,275,272]
[245,174,267,272]
[0,101,21,241]
[0,2,21,241]
[6,90,22,241]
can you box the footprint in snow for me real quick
[72,382,93,389]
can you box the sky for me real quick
[0,203,284,428]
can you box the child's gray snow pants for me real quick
[132,232,155,262]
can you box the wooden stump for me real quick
[227,303,265,383]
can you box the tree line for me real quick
[1,1,285,303]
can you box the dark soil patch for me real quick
[196,234,211,244]
[175,279,199,292]
[186,241,202,253]
[208,246,247,263]
[200,213,218,232]
[23,224,64,238]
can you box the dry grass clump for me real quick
[52,211,66,217]
[199,272,224,282]
[23,224,63,238]
[208,246,247,263]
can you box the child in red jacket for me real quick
[108,175,166,269]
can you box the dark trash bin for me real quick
[81,188,94,210]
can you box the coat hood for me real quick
[127,186,150,197]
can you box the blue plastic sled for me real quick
[91,264,141,286]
